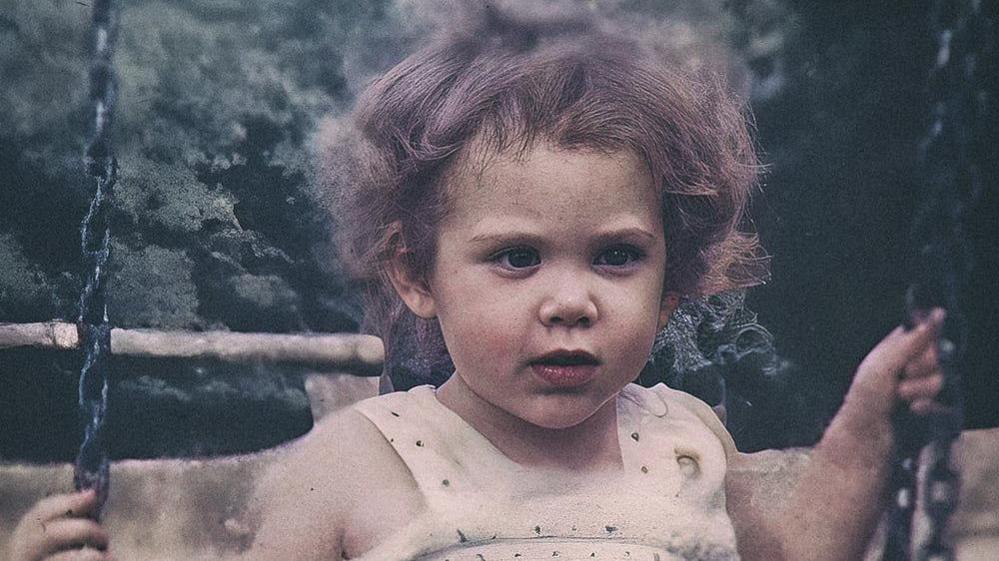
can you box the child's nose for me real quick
[538,286,598,328]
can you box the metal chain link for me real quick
[882,1,988,559]
[74,0,119,520]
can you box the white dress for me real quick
[351,383,741,561]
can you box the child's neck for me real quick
[435,375,623,471]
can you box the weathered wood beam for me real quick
[0,321,383,372]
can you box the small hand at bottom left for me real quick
[8,489,113,561]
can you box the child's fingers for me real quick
[31,491,99,523]
[910,398,948,416]
[898,372,943,401]
[45,547,112,561]
[37,518,109,557]
[857,311,943,388]
[899,309,946,363]
[902,343,940,379]
[848,309,946,420]
[884,309,946,371]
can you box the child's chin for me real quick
[522,403,600,430]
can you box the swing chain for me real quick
[74,0,119,520]
[882,0,988,559]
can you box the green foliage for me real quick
[108,243,202,328]
[0,234,65,320]
[0,0,407,332]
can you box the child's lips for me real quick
[529,350,600,388]
[530,363,599,388]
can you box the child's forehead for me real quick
[442,133,651,194]
[436,139,661,228]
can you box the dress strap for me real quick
[647,383,737,458]
[353,385,521,512]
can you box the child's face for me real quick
[394,144,675,430]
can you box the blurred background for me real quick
[1,0,995,460]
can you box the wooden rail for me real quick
[0,321,383,372]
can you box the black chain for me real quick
[74,0,119,520]
[882,1,988,559]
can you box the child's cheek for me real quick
[438,297,524,371]
[606,294,662,373]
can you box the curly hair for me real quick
[321,4,769,383]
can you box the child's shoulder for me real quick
[349,383,436,421]
[285,399,420,489]
[623,382,737,458]
[247,401,425,558]
[251,404,412,504]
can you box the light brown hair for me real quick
[324,6,769,382]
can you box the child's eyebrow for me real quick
[591,227,658,244]
[467,227,658,245]
[467,231,541,245]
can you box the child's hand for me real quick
[846,308,947,432]
[8,490,112,561]
[764,308,949,561]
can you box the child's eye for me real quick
[594,246,644,267]
[492,247,541,269]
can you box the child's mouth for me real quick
[530,350,600,388]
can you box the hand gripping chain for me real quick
[881,0,989,559]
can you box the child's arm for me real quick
[728,309,947,561]
[8,489,111,561]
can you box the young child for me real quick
[11,6,946,561]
